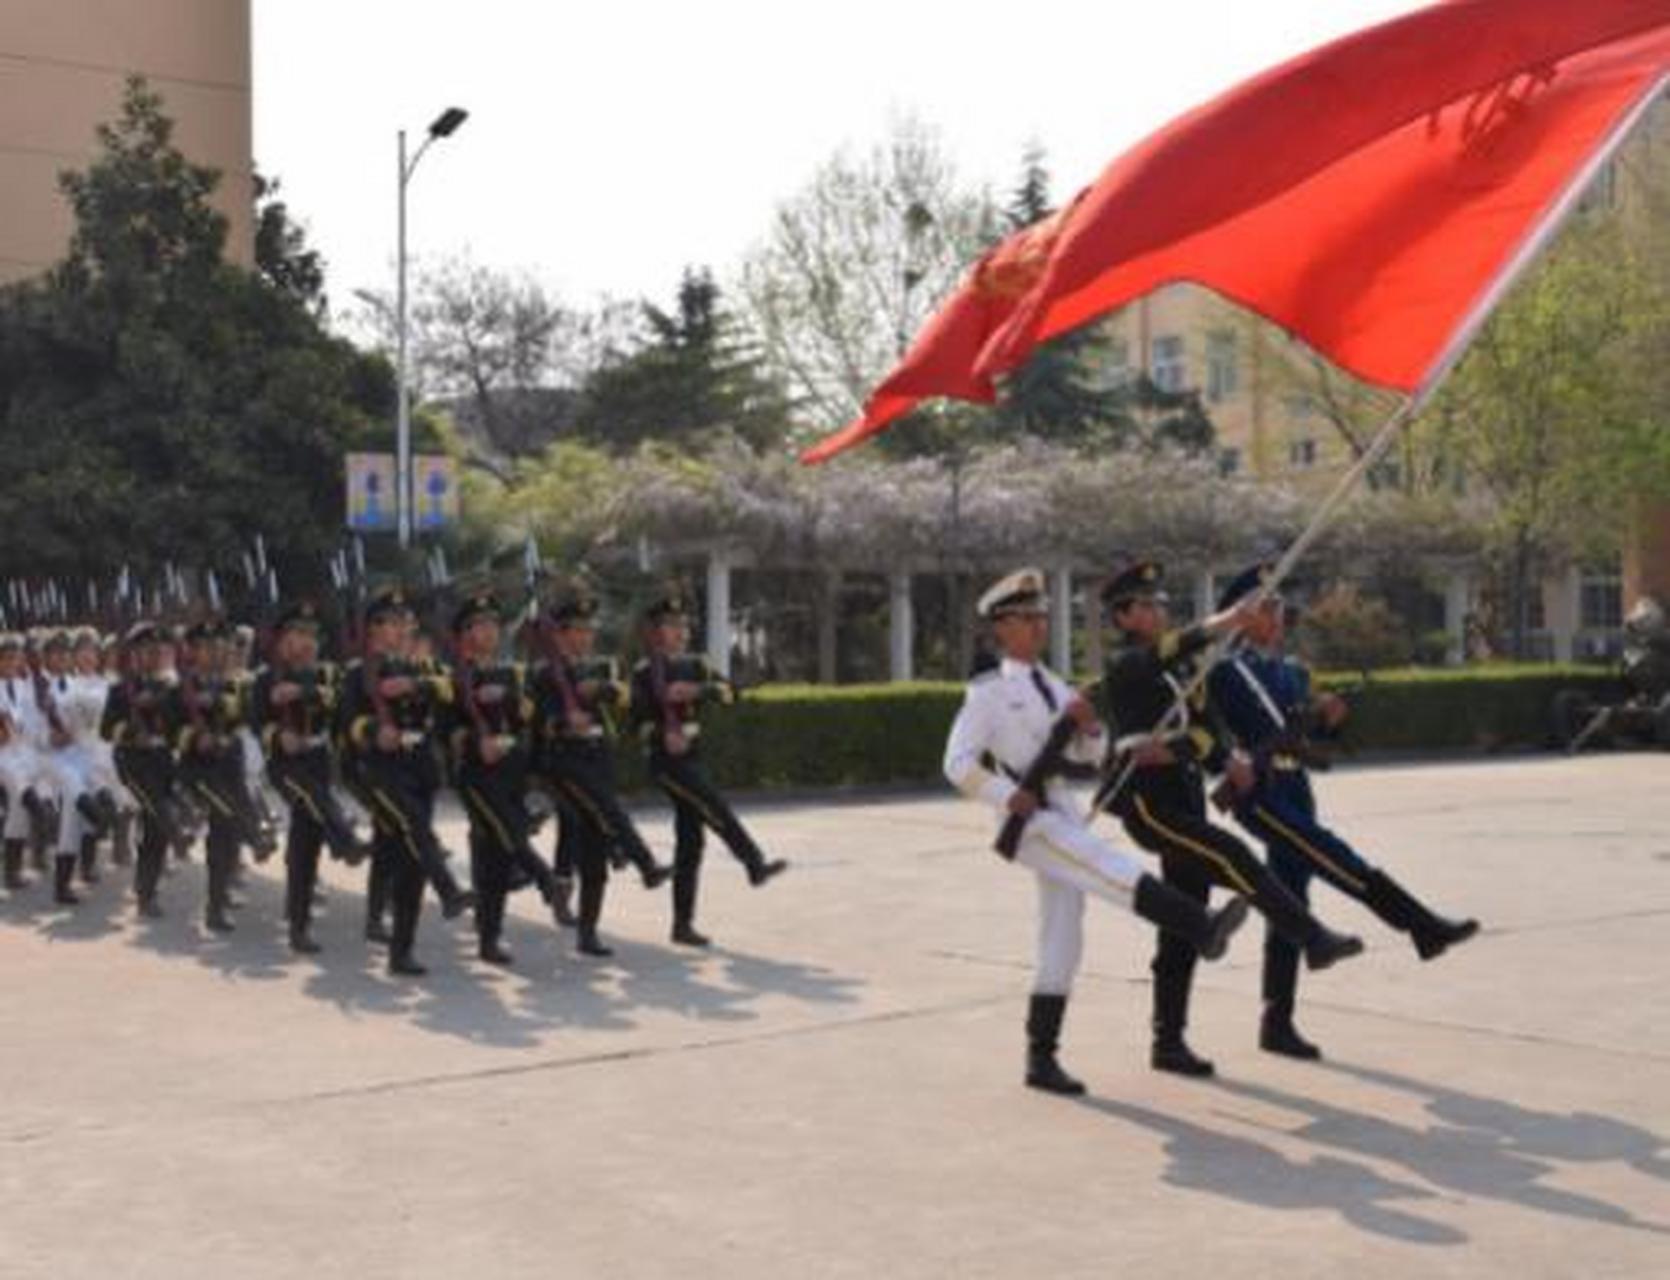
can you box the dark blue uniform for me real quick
[1209,639,1479,1057]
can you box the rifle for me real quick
[993,711,1082,860]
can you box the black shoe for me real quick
[289,930,323,956]
[387,954,428,978]
[577,930,614,958]
[670,922,711,948]
[364,921,393,946]
[54,883,80,907]
[1025,1051,1087,1096]
[137,897,164,920]
[1199,895,1250,961]
[478,941,514,967]
[1260,1014,1322,1060]
[343,841,374,867]
[641,862,673,890]
[1151,1038,1215,1078]
[441,889,477,920]
[204,911,235,934]
[1304,928,1365,971]
[748,858,788,887]
[1413,916,1480,962]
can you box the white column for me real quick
[1050,565,1073,676]
[706,548,733,678]
[1194,569,1216,625]
[888,570,914,683]
[1544,565,1582,663]
[1443,571,1473,665]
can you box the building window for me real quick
[1289,438,1318,469]
[1103,336,1131,387]
[1151,335,1186,392]
[1580,565,1623,630]
[1205,331,1238,403]
[1218,447,1242,476]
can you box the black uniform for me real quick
[172,661,275,931]
[532,651,668,955]
[336,650,473,974]
[449,657,559,963]
[629,651,784,944]
[101,666,184,916]
[251,658,368,951]
[1098,594,1361,1074]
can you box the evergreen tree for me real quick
[575,267,794,453]
[0,77,392,587]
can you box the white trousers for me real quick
[1012,807,1149,997]
[0,744,49,840]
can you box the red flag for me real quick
[798,207,1071,464]
[804,0,1670,464]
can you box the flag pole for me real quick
[1093,73,1669,817]
[1264,72,1670,597]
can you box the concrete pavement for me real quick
[1,754,1666,1278]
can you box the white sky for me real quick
[251,0,1423,317]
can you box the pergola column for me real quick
[1443,570,1473,665]
[1050,564,1073,676]
[818,569,841,684]
[705,548,733,677]
[889,570,914,682]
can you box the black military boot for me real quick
[575,873,612,955]
[288,925,322,956]
[3,838,29,890]
[76,793,113,841]
[1362,869,1479,961]
[1258,937,1321,1060]
[670,861,708,947]
[1150,953,1214,1078]
[1025,994,1086,1095]
[52,855,79,906]
[112,812,134,867]
[78,833,100,884]
[476,897,513,966]
[387,951,428,977]
[747,857,789,887]
[1302,924,1365,971]
[1132,875,1250,961]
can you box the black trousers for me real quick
[180,750,265,917]
[1114,769,1319,1042]
[114,746,177,908]
[649,748,766,929]
[357,752,457,961]
[548,742,660,885]
[554,792,614,942]
[459,754,554,947]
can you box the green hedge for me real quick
[611,665,1626,794]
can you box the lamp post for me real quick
[396,106,468,548]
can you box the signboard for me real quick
[345,452,397,531]
[412,455,459,531]
[345,452,461,533]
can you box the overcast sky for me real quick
[251,0,1423,317]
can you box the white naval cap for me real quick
[977,566,1049,620]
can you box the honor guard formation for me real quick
[0,583,789,977]
[0,557,1481,1091]
[947,561,1480,1094]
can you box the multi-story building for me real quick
[0,0,252,285]
[1091,98,1670,663]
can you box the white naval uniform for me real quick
[0,674,52,840]
[943,657,1150,995]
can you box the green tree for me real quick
[0,77,392,593]
[574,267,794,453]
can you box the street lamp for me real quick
[396,105,469,548]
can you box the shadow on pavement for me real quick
[1210,1071,1670,1239]
[1320,1059,1670,1184]
[1077,1094,1468,1246]
[8,851,865,1051]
